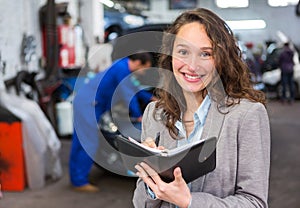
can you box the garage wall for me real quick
[145,0,300,46]
[0,0,42,80]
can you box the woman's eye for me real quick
[199,51,212,58]
[178,49,188,56]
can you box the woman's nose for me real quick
[187,55,200,71]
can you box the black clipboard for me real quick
[115,135,217,183]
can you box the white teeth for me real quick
[185,74,201,80]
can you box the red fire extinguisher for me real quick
[57,23,75,68]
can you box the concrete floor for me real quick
[1,100,300,208]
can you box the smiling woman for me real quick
[133,8,270,208]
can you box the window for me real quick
[216,0,249,8]
[268,0,298,7]
[169,0,197,10]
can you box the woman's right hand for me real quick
[142,137,165,150]
[135,163,191,208]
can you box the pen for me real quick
[155,132,160,146]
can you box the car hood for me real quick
[262,63,300,85]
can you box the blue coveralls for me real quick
[69,57,152,186]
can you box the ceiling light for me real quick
[226,20,266,30]
[216,0,249,8]
[99,0,114,8]
[268,0,298,7]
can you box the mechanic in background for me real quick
[69,52,155,192]
[279,42,295,104]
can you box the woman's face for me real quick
[172,22,215,95]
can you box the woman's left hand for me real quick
[135,162,191,208]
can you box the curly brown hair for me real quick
[154,8,266,138]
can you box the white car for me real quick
[262,59,300,99]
